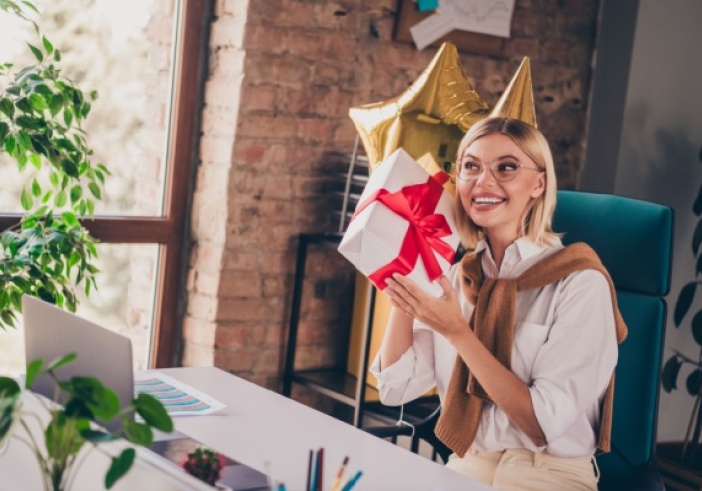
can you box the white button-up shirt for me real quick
[370,237,618,458]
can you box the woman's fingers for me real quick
[386,275,420,314]
[391,274,424,302]
[437,275,453,299]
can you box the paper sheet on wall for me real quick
[134,372,225,416]
[410,0,516,50]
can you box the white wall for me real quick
[610,0,702,442]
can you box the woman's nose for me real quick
[475,165,497,186]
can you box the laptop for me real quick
[23,295,135,431]
[22,296,270,490]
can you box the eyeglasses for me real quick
[456,157,543,183]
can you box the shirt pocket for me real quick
[512,321,550,382]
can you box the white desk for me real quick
[0,367,492,490]
[163,366,492,491]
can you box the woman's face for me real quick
[457,133,545,243]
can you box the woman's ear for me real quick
[530,172,546,199]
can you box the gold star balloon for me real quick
[490,57,537,127]
[349,42,489,177]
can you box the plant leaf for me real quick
[661,356,682,393]
[105,448,136,489]
[41,35,53,55]
[133,393,173,432]
[0,98,14,119]
[0,377,20,398]
[47,352,77,371]
[45,412,83,458]
[64,398,92,419]
[61,211,78,227]
[61,158,79,178]
[54,190,67,208]
[68,377,120,421]
[25,358,43,388]
[686,369,702,397]
[0,386,20,442]
[123,419,153,446]
[80,429,117,443]
[28,92,48,111]
[693,311,702,347]
[31,178,41,197]
[694,219,702,256]
[674,282,697,327]
[20,188,32,211]
[26,42,43,62]
[88,182,101,200]
[0,121,8,144]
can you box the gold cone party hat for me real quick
[489,57,537,127]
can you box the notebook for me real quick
[23,295,135,432]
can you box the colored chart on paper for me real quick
[134,372,225,416]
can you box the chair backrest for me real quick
[552,190,674,483]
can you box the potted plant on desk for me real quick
[0,353,173,490]
[0,0,107,329]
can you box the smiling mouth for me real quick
[473,197,506,205]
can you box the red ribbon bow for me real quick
[351,172,456,290]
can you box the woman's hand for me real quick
[385,273,468,340]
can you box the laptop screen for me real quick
[22,295,134,432]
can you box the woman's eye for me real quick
[497,162,519,173]
[463,161,481,171]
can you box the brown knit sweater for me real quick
[434,242,628,458]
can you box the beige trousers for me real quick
[445,448,599,491]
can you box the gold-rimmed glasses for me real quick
[456,157,543,183]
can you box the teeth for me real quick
[474,197,505,204]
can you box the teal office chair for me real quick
[552,190,673,491]
[365,191,674,490]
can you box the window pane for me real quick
[0,0,176,216]
[0,243,159,377]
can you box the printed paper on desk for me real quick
[134,372,225,416]
[338,148,460,298]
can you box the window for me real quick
[0,0,207,374]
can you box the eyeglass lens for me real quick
[458,159,522,182]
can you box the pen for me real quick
[305,449,313,491]
[330,456,349,491]
[340,470,363,491]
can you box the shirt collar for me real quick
[473,236,560,262]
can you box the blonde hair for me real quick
[454,117,560,250]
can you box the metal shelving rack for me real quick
[281,138,382,428]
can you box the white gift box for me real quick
[338,148,460,298]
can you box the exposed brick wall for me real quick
[182,0,600,394]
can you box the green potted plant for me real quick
[0,0,106,329]
[661,144,702,468]
[0,353,174,490]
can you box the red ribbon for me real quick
[351,172,456,290]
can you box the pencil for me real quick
[315,447,324,491]
[307,449,315,491]
[330,456,349,491]
[340,470,363,491]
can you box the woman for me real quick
[369,117,624,490]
